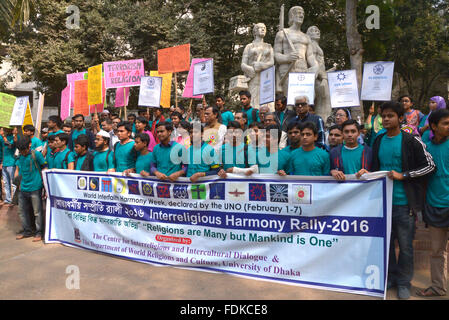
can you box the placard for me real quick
[103,59,145,89]
[361,62,395,101]
[74,80,90,116]
[67,72,87,109]
[10,96,29,126]
[157,44,191,74]
[0,92,17,128]
[193,59,214,96]
[182,58,209,99]
[60,85,71,121]
[287,73,315,106]
[328,70,360,108]
[150,71,172,108]
[88,64,103,105]
[259,66,276,105]
[115,87,130,108]
[138,76,163,108]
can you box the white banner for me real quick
[287,73,315,106]
[138,76,162,108]
[44,171,392,298]
[361,62,395,101]
[259,66,276,105]
[328,70,360,108]
[193,59,214,96]
[10,96,29,126]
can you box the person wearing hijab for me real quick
[420,96,447,143]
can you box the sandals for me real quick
[416,287,445,297]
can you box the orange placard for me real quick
[157,43,191,74]
[74,80,90,116]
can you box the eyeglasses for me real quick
[295,102,308,107]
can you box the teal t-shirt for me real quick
[257,147,290,174]
[93,149,114,172]
[186,143,219,177]
[53,148,75,169]
[15,151,46,192]
[341,144,364,174]
[48,129,64,137]
[74,153,87,171]
[136,152,153,174]
[2,135,17,167]
[243,107,260,125]
[151,141,185,176]
[425,138,449,208]
[221,143,257,171]
[290,147,330,176]
[421,130,431,144]
[72,128,87,142]
[221,110,234,127]
[46,150,57,169]
[30,137,43,151]
[114,140,137,172]
[379,132,408,206]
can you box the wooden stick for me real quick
[174,72,178,109]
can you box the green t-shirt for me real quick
[290,147,330,176]
[15,151,46,192]
[2,135,17,167]
[114,140,137,172]
[341,144,364,174]
[221,110,234,127]
[48,129,64,137]
[257,147,291,174]
[186,143,218,177]
[74,153,87,171]
[30,137,43,151]
[53,148,75,169]
[46,149,56,169]
[93,149,114,172]
[151,142,185,176]
[425,138,449,208]
[221,143,257,171]
[379,132,408,206]
[136,152,153,174]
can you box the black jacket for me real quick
[371,131,435,212]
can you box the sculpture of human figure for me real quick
[241,23,275,109]
[306,25,337,122]
[274,6,319,96]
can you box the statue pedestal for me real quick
[229,75,249,93]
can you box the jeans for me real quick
[2,166,15,203]
[388,205,416,288]
[18,189,44,236]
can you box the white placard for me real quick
[259,65,276,105]
[287,73,316,105]
[361,62,395,101]
[138,76,162,108]
[328,70,360,108]
[9,96,29,126]
[193,59,214,96]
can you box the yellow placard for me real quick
[150,70,172,108]
[22,102,34,127]
[88,64,103,105]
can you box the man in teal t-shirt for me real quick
[23,125,43,152]
[114,122,137,173]
[73,135,93,171]
[258,124,291,175]
[330,119,372,181]
[150,122,186,181]
[216,95,234,127]
[1,127,18,204]
[53,133,75,169]
[127,133,153,176]
[289,122,330,176]
[93,130,115,172]
[371,101,436,300]
[418,109,449,297]
[239,91,259,125]
[14,137,47,241]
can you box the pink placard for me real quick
[182,58,208,99]
[67,72,87,109]
[103,58,145,89]
[60,85,71,121]
[115,87,130,108]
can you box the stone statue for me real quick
[241,23,275,109]
[306,26,337,122]
[274,5,319,96]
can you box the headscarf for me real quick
[426,96,447,139]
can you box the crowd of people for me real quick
[1,90,448,300]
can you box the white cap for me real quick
[97,130,110,139]
[101,110,110,114]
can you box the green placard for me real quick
[0,93,17,128]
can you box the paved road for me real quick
[0,204,447,301]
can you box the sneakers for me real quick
[398,286,411,300]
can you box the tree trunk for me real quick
[346,0,365,122]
